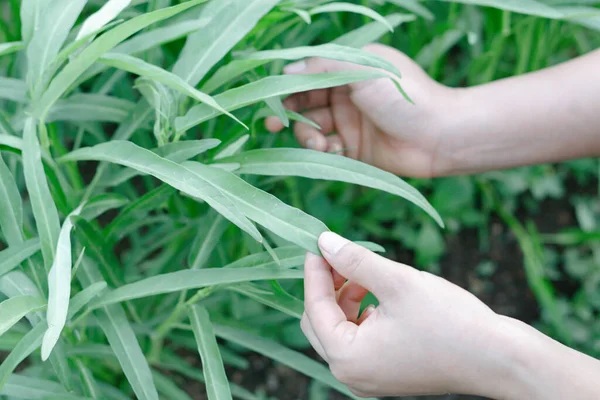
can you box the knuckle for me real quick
[342,246,368,276]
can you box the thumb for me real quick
[318,232,414,299]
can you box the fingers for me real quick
[318,232,415,300]
[304,252,358,351]
[293,107,335,151]
[325,134,344,154]
[337,281,369,323]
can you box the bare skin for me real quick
[266,45,600,177]
[267,45,600,398]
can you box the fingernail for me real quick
[319,232,349,256]
[284,60,306,74]
[306,138,316,149]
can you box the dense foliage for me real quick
[0,0,599,399]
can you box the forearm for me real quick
[436,49,600,176]
[485,316,600,400]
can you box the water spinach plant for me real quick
[0,1,443,399]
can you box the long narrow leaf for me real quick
[0,296,46,337]
[26,0,86,99]
[91,268,304,309]
[0,240,41,278]
[61,141,262,242]
[310,3,394,31]
[241,44,403,79]
[183,161,329,253]
[0,77,27,103]
[0,153,24,246]
[0,323,46,391]
[175,70,392,133]
[76,0,132,41]
[188,305,233,400]
[33,0,206,121]
[22,117,61,272]
[42,205,84,361]
[216,148,443,227]
[173,0,279,86]
[99,53,246,128]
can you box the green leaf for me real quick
[214,324,368,400]
[77,258,159,400]
[22,117,61,272]
[33,0,206,121]
[310,2,394,32]
[61,141,262,242]
[75,0,132,41]
[0,296,46,337]
[439,0,564,18]
[216,148,443,227]
[385,0,434,20]
[0,323,46,391]
[67,281,108,320]
[334,13,416,47]
[47,94,136,123]
[0,77,27,102]
[176,70,392,133]
[80,193,130,221]
[201,59,269,94]
[42,204,84,361]
[188,305,233,400]
[215,135,250,160]
[229,283,303,319]
[241,43,403,79]
[183,161,329,253]
[0,240,41,279]
[173,0,279,86]
[152,370,193,400]
[188,212,229,269]
[0,153,24,246]
[0,374,74,399]
[26,0,86,99]
[90,268,304,309]
[20,0,50,44]
[99,53,247,128]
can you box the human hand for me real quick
[302,232,527,399]
[266,44,456,178]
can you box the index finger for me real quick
[304,252,358,353]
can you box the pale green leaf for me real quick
[334,13,416,47]
[0,77,27,103]
[77,258,159,400]
[201,59,269,94]
[215,135,249,160]
[310,2,394,31]
[0,153,24,246]
[67,281,108,320]
[241,43,403,79]
[188,212,229,269]
[188,305,233,400]
[0,374,77,400]
[229,283,303,319]
[26,0,86,99]
[20,0,50,44]
[0,296,46,337]
[385,0,434,20]
[47,94,136,123]
[0,323,46,391]
[42,204,84,361]
[184,161,328,253]
[22,117,61,272]
[90,268,304,309]
[34,0,206,121]
[173,0,279,86]
[76,0,132,41]
[80,193,130,221]
[99,52,246,128]
[216,148,444,226]
[61,141,262,242]
[440,0,563,18]
[176,70,392,133]
[0,240,41,279]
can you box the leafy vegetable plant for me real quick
[0,1,444,399]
